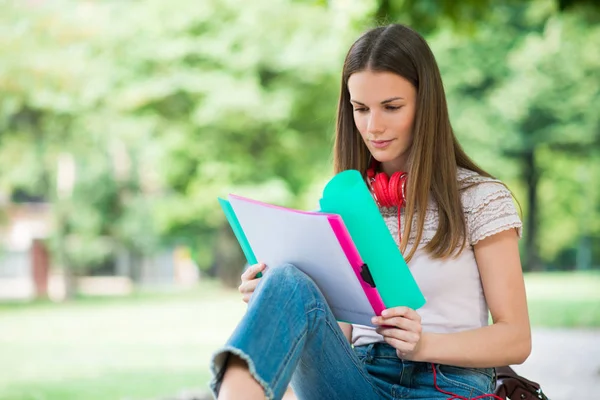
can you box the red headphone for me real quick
[366,158,407,244]
[366,158,408,209]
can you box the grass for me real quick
[524,270,600,327]
[0,271,598,400]
[0,280,246,400]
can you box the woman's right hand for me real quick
[238,263,266,303]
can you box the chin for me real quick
[370,150,400,163]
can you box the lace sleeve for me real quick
[462,180,523,246]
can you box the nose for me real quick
[367,111,384,134]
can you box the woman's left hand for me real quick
[371,306,424,361]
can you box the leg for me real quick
[210,264,387,400]
[217,354,265,399]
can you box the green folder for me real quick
[218,198,261,278]
[319,170,426,310]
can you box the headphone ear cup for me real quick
[373,172,390,204]
[389,172,408,206]
[369,169,407,208]
[388,173,401,205]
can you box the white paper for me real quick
[229,196,375,326]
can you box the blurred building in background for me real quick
[0,198,199,301]
[0,201,51,300]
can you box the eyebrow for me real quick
[350,97,404,106]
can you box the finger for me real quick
[244,278,261,293]
[381,307,421,322]
[373,316,422,333]
[376,327,420,344]
[241,264,258,282]
[403,308,421,322]
[242,294,251,304]
[381,336,417,354]
[380,306,408,318]
[240,263,262,281]
[238,281,246,294]
[241,263,265,281]
[376,326,420,341]
[238,277,258,295]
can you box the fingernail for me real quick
[381,310,388,317]
[371,317,378,324]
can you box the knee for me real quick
[252,264,323,318]
[259,263,316,298]
[263,263,305,285]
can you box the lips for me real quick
[370,139,394,149]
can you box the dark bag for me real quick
[494,366,549,399]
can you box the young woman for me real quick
[210,24,531,400]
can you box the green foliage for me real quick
[0,0,598,275]
[429,2,600,268]
[0,0,358,276]
[370,0,600,33]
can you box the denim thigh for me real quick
[211,264,389,400]
[354,343,496,399]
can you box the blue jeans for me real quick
[210,264,495,399]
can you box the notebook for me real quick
[220,194,385,327]
[218,169,426,326]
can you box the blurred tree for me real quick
[89,0,356,282]
[431,3,600,270]
[0,0,357,287]
[0,0,598,294]
[371,0,600,33]
[0,1,161,294]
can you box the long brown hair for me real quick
[334,24,495,262]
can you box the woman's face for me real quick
[347,70,417,173]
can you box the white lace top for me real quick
[352,168,523,346]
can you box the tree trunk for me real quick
[54,205,78,299]
[63,262,78,299]
[522,149,543,271]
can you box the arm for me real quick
[417,229,531,367]
[373,229,531,367]
[338,322,353,342]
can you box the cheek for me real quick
[394,109,415,136]
[353,113,368,136]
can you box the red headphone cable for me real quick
[431,364,504,400]
[368,160,503,400]
[366,159,407,245]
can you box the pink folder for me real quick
[325,215,386,316]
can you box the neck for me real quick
[380,156,409,176]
